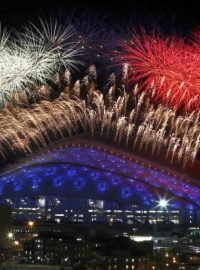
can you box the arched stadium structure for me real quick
[0,136,200,225]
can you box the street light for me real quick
[28,221,34,228]
[109,217,114,226]
[7,232,13,239]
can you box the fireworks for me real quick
[0,66,199,170]
[0,24,9,50]
[0,20,81,106]
[123,29,200,112]
[0,20,200,172]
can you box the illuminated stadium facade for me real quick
[0,137,200,225]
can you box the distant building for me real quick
[2,196,197,225]
[0,143,199,228]
[0,204,12,261]
[0,264,72,270]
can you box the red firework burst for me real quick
[123,29,200,112]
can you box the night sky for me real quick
[1,0,200,34]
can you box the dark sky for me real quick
[1,0,200,33]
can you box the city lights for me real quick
[7,232,13,239]
[28,221,34,228]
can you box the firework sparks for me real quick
[0,21,200,171]
[0,20,81,106]
[123,29,200,112]
[0,66,199,169]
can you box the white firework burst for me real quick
[0,19,82,106]
[0,24,9,50]
[18,19,82,69]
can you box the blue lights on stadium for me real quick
[0,145,199,208]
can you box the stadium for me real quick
[0,19,200,226]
